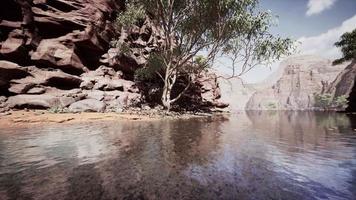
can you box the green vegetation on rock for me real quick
[314,93,349,110]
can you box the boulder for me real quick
[93,79,124,91]
[31,39,89,75]
[0,30,26,58]
[69,99,106,112]
[26,87,46,94]
[80,65,138,92]
[8,82,36,94]
[7,95,61,109]
[0,61,30,87]
[84,90,105,101]
[9,67,82,93]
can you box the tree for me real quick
[115,0,294,111]
[333,28,356,65]
[314,93,348,110]
[314,93,333,109]
[334,95,349,109]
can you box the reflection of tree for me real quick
[1,114,355,199]
[165,116,229,168]
[93,117,227,199]
[0,172,34,200]
[65,164,107,200]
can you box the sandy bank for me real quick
[0,110,219,127]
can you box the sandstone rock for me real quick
[246,56,348,110]
[80,80,95,90]
[10,67,82,93]
[218,77,256,112]
[0,30,26,59]
[31,39,89,74]
[0,96,7,110]
[105,91,141,109]
[84,90,105,101]
[8,82,36,94]
[326,60,356,98]
[1,0,123,73]
[27,87,46,94]
[80,65,138,93]
[0,0,224,112]
[196,70,228,109]
[326,60,356,111]
[59,97,77,108]
[102,91,123,102]
[69,99,106,112]
[7,95,61,109]
[93,79,124,91]
[0,96,7,103]
[0,61,30,87]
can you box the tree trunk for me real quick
[161,83,171,111]
[161,68,176,112]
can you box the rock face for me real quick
[218,77,257,111]
[0,0,223,112]
[246,56,348,110]
[325,60,356,111]
[69,99,106,113]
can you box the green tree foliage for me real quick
[314,93,333,109]
[333,29,356,65]
[314,93,349,110]
[114,0,294,111]
[266,102,277,110]
[116,3,145,27]
[334,95,349,109]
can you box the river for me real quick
[0,111,356,200]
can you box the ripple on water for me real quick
[0,112,355,199]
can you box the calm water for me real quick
[0,112,356,200]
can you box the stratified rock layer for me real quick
[246,56,348,110]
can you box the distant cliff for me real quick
[245,55,349,110]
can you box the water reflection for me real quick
[0,112,355,199]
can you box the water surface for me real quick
[0,112,356,200]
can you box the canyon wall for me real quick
[326,60,356,112]
[0,0,225,112]
[245,55,349,111]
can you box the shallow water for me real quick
[0,111,356,200]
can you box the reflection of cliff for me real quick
[1,114,355,199]
[246,111,353,150]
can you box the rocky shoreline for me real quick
[0,108,228,127]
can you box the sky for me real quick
[224,0,356,83]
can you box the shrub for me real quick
[314,93,349,110]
